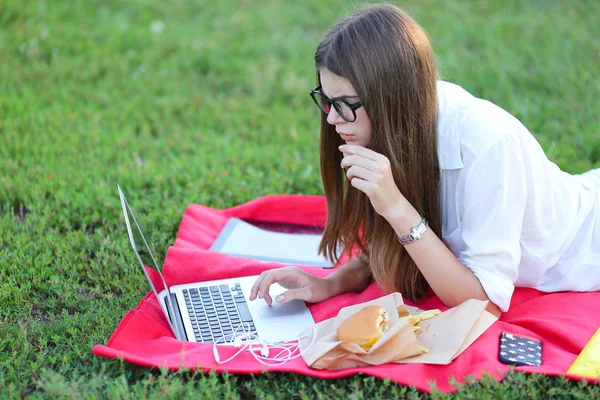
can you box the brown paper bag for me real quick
[298,293,497,370]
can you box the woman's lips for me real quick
[339,133,354,141]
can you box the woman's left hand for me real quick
[339,144,410,220]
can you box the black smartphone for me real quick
[498,331,542,366]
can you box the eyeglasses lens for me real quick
[314,92,331,113]
[336,102,355,122]
[312,90,356,122]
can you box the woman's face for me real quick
[319,68,373,147]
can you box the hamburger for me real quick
[336,305,389,350]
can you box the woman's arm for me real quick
[340,142,525,317]
[385,206,502,317]
[249,254,371,305]
[324,254,372,297]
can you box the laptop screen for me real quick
[118,186,180,338]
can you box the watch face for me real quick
[397,218,427,244]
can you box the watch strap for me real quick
[396,217,428,245]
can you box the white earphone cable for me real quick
[212,322,317,367]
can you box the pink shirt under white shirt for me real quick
[436,81,600,312]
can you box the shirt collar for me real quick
[437,81,464,170]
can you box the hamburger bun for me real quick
[336,305,389,350]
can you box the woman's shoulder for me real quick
[437,80,522,159]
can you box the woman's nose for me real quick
[326,105,345,125]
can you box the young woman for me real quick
[249,4,600,315]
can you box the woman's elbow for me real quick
[437,293,503,318]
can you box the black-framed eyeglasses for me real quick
[309,85,362,122]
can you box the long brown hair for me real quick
[316,4,441,301]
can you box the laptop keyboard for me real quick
[182,283,256,343]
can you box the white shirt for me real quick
[436,81,600,312]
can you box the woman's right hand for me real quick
[249,266,332,306]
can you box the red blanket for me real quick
[93,195,600,392]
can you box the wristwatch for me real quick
[396,217,428,245]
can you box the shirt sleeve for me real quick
[457,132,527,312]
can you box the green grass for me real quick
[1,0,599,398]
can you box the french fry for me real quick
[399,308,441,347]
[416,309,441,321]
[396,304,410,317]
[402,308,442,336]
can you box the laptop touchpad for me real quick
[257,300,307,319]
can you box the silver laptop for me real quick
[118,186,315,344]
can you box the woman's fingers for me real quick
[339,144,384,161]
[249,271,267,300]
[340,154,376,170]
[249,267,300,306]
[276,287,311,303]
[340,151,391,179]
[349,176,373,194]
[257,272,282,305]
[346,165,377,183]
[340,145,393,200]
[250,268,329,305]
[339,144,406,219]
